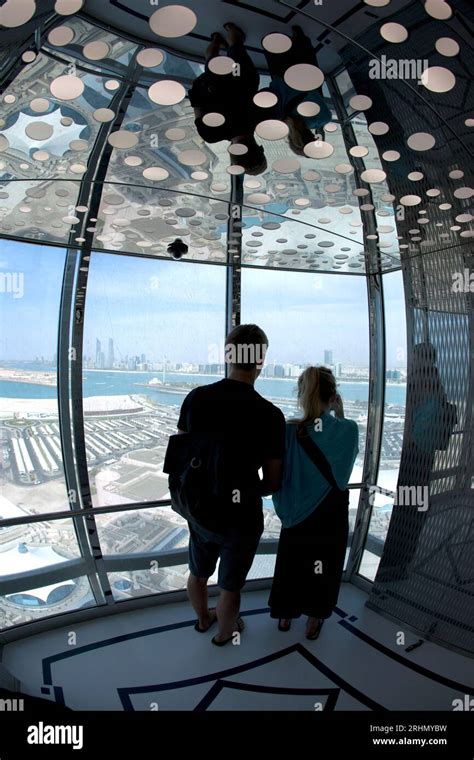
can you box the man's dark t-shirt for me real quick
[177,379,286,537]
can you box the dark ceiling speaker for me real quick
[167,238,188,260]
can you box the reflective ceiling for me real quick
[0,0,472,275]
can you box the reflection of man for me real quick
[188,22,266,175]
[261,25,331,154]
[378,342,454,580]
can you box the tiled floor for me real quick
[2,584,473,711]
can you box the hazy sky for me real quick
[0,240,407,367]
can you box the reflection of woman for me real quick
[261,25,332,154]
[188,22,266,175]
[378,342,454,579]
[269,367,359,639]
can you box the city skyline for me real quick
[0,240,407,367]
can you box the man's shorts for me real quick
[188,522,261,592]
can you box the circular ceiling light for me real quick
[453,187,473,199]
[0,135,9,152]
[227,165,245,175]
[108,130,138,149]
[349,145,369,157]
[284,63,324,91]
[349,94,372,111]
[262,32,292,53]
[247,193,271,204]
[420,66,455,92]
[449,169,463,179]
[50,74,84,100]
[425,0,452,20]
[191,170,208,180]
[148,80,185,105]
[32,150,49,161]
[48,26,74,45]
[137,48,164,68]
[22,50,37,63]
[30,97,50,113]
[368,121,389,135]
[105,80,120,91]
[361,168,386,183]
[25,121,54,140]
[55,0,84,13]
[202,112,225,127]
[407,132,436,151]
[303,140,334,158]
[149,6,197,38]
[253,91,278,108]
[208,56,235,75]
[382,150,400,161]
[4,94,16,103]
[303,170,320,181]
[165,128,186,141]
[273,158,300,173]
[256,119,289,140]
[400,195,421,205]
[364,0,390,6]
[324,123,338,133]
[380,22,408,43]
[0,0,36,27]
[465,118,474,127]
[426,188,440,196]
[408,171,424,180]
[435,37,459,56]
[294,198,311,207]
[228,143,248,155]
[143,167,169,181]
[124,155,142,166]
[353,188,370,197]
[335,163,353,174]
[93,108,115,123]
[178,149,207,165]
[61,116,73,126]
[70,163,86,173]
[439,202,451,209]
[69,139,88,151]
[83,41,111,60]
[296,101,320,118]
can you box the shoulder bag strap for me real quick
[296,423,340,491]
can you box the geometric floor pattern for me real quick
[3,585,473,711]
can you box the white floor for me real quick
[2,584,473,711]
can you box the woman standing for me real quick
[269,366,359,639]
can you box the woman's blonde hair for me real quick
[293,366,337,423]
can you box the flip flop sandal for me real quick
[211,616,245,646]
[194,608,217,633]
[278,619,292,632]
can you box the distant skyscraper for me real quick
[107,338,114,369]
[324,350,333,365]
[95,339,101,368]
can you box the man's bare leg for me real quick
[187,574,215,630]
[214,589,241,642]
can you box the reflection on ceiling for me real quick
[0,1,472,275]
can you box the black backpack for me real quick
[163,432,239,533]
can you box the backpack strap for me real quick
[296,423,341,492]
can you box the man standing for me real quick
[177,324,285,646]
